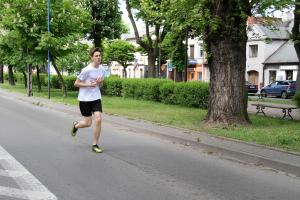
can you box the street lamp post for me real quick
[47,0,51,99]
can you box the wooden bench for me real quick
[251,103,298,120]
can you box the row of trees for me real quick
[1,0,299,127]
[0,0,126,97]
[124,0,300,125]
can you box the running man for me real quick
[71,47,105,153]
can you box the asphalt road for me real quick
[0,94,300,200]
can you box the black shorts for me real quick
[79,99,102,117]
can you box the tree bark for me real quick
[292,0,300,92]
[0,64,3,84]
[125,0,158,78]
[51,56,67,97]
[36,66,41,92]
[27,64,33,97]
[21,70,27,88]
[204,1,250,125]
[206,40,249,125]
[8,65,15,86]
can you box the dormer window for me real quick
[249,45,258,57]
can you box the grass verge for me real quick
[1,83,300,152]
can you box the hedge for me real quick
[102,76,123,96]
[112,77,209,109]
[2,73,209,109]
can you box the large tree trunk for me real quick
[148,51,156,78]
[8,65,15,86]
[51,56,67,97]
[27,64,33,97]
[292,0,300,91]
[204,1,250,125]
[21,70,27,88]
[36,66,41,92]
[0,64,3,84]
[206,40,249,125]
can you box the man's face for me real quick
[92,51,101,65]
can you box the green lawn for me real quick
[1,83,300,152]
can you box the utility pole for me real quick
[47,0,51,99]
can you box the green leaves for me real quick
[0,0,91,70]
[106,39,136,68]
[85,0,125,47]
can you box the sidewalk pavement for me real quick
[1,88,300,176]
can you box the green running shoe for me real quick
[71,121,78,137]
[92,145,103,153]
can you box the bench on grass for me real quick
[251,103,298,120]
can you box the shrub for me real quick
[49,75,61,89]
[64,76,77,91]
[102,76,123,96]
[122,79,139,98]
[137,79,168,101]
[159,82,177,104]
[32,73,47,86]
[14,73,24,83]
[174,81,209,109]
[294,91,300,108]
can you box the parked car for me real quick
[260,80,296,99]
[245,81,258,94]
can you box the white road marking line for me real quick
[0,186,27,199]
[0,146,57,200]
[0,169,29,178]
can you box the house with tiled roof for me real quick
[246,16,298,88]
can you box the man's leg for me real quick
[76,117,93,129]
[92,111,102,145]
[71,116,92,136]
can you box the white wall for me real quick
[246,40,285,86]
[264,65,298,85]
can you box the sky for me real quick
[119,0,144,35]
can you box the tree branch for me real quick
[125,0,148,50]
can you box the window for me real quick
[270,82,277,87]
[269,71,276,83]
[190,45,195,59]
[198,72,202,80]
[199,46,204,58]
[249,45,258,57]
[286,70,293,80]
[190,72,194,80]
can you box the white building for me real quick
[246,17,298,88]
[110,33,148,78]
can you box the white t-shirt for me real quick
[77,63,105,101]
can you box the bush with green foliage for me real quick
[122,79,139,98]
[102,76,123,96]
[174,82,209,108]
[32,74,47,86]
[294,91,300,108]
[137,79,169,101]
[48,75,61,89]
[3,72,209,108]
[159,82,177,104]
[64,76,77,91]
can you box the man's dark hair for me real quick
[89,47,102,57]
